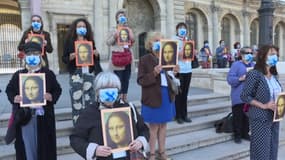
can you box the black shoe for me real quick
[183,117,192,123]
[176,118,184,124]
[243,135,250,141]
[234,137,242,144]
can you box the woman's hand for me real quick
[44,93,53,102]
[95,146,112,157]
[129,139,143,151]
[264,101,276,111]
[94,50,99,57]
[14,95,22,103]
[69,52,76,61]
[173,65,180,74]
[43,40,47,46]
[153,65,162,76]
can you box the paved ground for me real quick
[0,72,212,115]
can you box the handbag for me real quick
[214,113,233,133]
[111,50,132,67]
[192,55,199,68]
[166,73,180,95]
[130,150,146,160]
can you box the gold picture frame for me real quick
[273,92,285,122]
[28,33,45,55]
[159,40,179,68]
[182,40,195,61]
[75,41,94,67]
[101,107,134,153]
[19,73,46,107]
[117,26,131,46]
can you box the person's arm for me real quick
[6,71,21,104]
[18,31,29,51]
[106,29,117,46]
[137,57,160,87]
[44,32,53,53]
[133,107,149,150]
[226,63,244,87]
[46,70,62,105]
[62,40,74,64]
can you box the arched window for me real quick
[221,17,230,46]
[274,24,280,46]
[250,19,259,46]
[186,12,197,42]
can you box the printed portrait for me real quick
[28,34,45,55]
[274,93,285,122]
[159,40,178,68]
[182,41,195,61]
[75,41,94,67]
[19,73,46,107]
[101,107,134,152]
[117,27,131,46]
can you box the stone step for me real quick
[0,113,232,159]
[171,138,285,160]
[0,93,229,128]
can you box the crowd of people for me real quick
[3,9,284,160]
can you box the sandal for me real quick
[148,152,156,160]
[158,151,172,160]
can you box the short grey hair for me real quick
[93,72,121,92]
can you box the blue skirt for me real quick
[141,86,176,123]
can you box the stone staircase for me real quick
[0,93,284,160]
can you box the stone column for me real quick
[210,3,219,50]
[18,0,31,31]
[30,0,41,16]
[242,10,250,46]
[166,0,175,38]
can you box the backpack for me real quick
[214,113,233,133]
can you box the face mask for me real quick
[25,55,41,66]
[266,54,278,66]
[152,41,160,52]
[32,22,41,31]
[118,16,127,24]
[98,88,118,104]
[221,43,225,47]
[244,54,253,62]
[204,43,209,47]
[237,45,241,49]
[178,28,187,37]
[76,27,87,36]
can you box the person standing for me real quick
[199,40,212,69]
[241,45,282,160]
[231,42,241,62]
[6,42,62,160]
[106,9,135,102]
[138,31,177,160]
[227,46,254,143]
[173,22,192,124]
[215,40,228,68]
[18,15,53,68]
[62,18,102,124]
[70,72,149,160]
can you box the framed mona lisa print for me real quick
[28,33,45,55]
[101,107,134,153]
[182,40,195,61]
[273,92,285,122]
[19,73,46,107]
[74,41,94,67]
[117,26,131,46]
[159,39,178,68]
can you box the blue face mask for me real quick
[32,22,42,31]
[118,16,127,24]
[152,41,160,52]
[204,43,209,47]
[178,28,187,37]
[25,55,41,66]
[98,88,119,104]
[266,55,278,66]
[76,27,87,36]
[244,54,253,62]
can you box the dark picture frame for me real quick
[159,40,178,68]
[117,26,131,46]
[101,107,134,153]
[182,40,195,61]
[19,73,46,107]
[74,41,94,67]
[28,33,45,55]
[273,92,285,122]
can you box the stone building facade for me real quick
[1,0,285,74]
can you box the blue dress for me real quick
[141,86,176,123]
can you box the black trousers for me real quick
[232,104,249,138]
[175,72,192,119]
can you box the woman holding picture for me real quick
[62,18,102,125]
[138,31,178,160]
[106,9,135,102]
[5,42,62,160]
[70,71,149,160]
[18,15,53,68]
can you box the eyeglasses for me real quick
[26,51,41,55]
[245,52,253,54]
